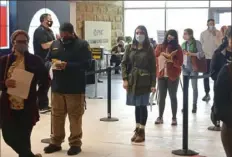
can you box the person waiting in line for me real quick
[43,22,92,156]
[214,62,232,157]
[121,25,156,143]
[33,13,56,113]
[210,27,232,129]
[217,26,231,52]
[154,30,183,126]
[110,39,125,74]
[200,19,221,102]
[182,28,205,113]
[0,30,49,157]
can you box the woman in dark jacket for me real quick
[0,30,49,157]
[121,25,156,143]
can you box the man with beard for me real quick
[44,22,92,156]
[33,13,56,113]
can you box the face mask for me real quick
[136,35,145,44]
[208,26,214,30]
[118,44,123,48]
[15,44,28,54]
[47,21,53,27]
[61,37,74,45]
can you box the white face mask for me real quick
[209,26,215,30]
[136,35,145,44]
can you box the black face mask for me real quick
[61,37,74,45]
[168,39,177,46]
[47,21,53,27]
[118,44,123,48]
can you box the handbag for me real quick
[191,56,207,73]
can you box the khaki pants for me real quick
[50,93,85,147]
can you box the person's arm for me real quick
[210,52,219,81]
[214,65,230,107]
[111,46,117,54]
[121,45,130,81]
[149,47,156,88]
[200,32,204,45]
[65,41,92,70]
[172,46,183,68]
[154,44,162,57]
[192,40,205,59]
[36,29,54,50]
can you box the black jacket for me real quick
[210,49,230,81]
[214,63,232,125]
[46,38,92,94]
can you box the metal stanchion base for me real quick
[208,126,221,131]
[100,117,119,122]
[41,138,51,144]
[88,96,103,99]
[172,149,199,156]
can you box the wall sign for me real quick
[84,21,111,50]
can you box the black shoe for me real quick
[44,144,62,154]
[67,146,82,156]
[40,106,51,114]
[202,94,210,102]
[192,104,197,113]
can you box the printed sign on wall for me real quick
[0,0,10,49]
[84,21,111,50]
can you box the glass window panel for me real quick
[210,1,231,7]
[166,1,209,8]
[166,9,209,44]
[124,9,165,43]
[215,12,232,29]
[124,1,165,8]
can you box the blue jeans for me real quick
[182,67,199,105]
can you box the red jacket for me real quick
[155,44,183,81]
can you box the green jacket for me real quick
[121,44,156,95]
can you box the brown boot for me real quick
[131,128,139,142]
[134,129,145,143]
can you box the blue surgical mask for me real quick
[136,35,145,44]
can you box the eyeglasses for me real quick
[15,40,28,44]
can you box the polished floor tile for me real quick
[1,77,226,157]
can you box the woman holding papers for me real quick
[121,25,156,143]
[155,30,183,126]
[0,30,49,157]
[182,29,205,113]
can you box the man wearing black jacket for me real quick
[43,23,92,156]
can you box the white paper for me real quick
[158,55,166,72]
[7,69,34,99]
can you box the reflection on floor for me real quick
[1,75,225,157]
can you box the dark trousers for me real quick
[37,82,50,109]
[110,55,121,73]
[158,78,179,119]
[135,106,148,126]
[221,123,232,157]
[203,59,211,94]
[1,112,35,157]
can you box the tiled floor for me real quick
[1,76,226,157]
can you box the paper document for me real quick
[158,55,166,72]
[7,69,34,99]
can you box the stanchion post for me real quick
[172,75,199,156]
[100,67,119,122]
[89,60,103,99]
